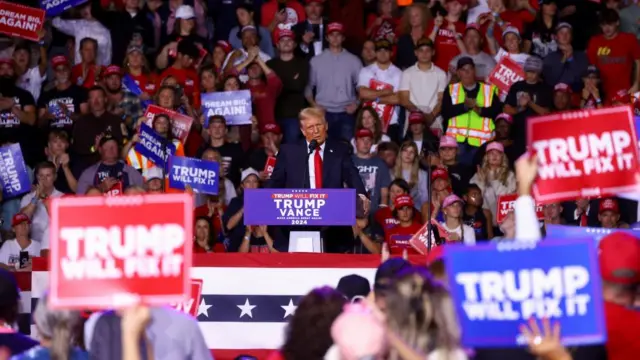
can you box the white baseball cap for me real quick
[146,167,164,181]
[241,168,260,182]
[176,5,195,19]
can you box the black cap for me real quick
[0,268,19,307]
[177,39,200,59]
[99,133,118,147]
[583,65,599,78]
[375,39,392,51]
[236,0,254,12]
[456,56,475,70]
[336,274,371,302]
[414,37,434,50]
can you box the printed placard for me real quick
[168,156,219,194]
[201,90,252,126]
[48,194,193,309]
[0,1,45,41]
[40,0,87,17]
[496,194,544,223]
[409,220,451,254]
[528,106,640,203]
[0,144,31,199]
[487,56,525,100]
[170,278,203,317]
[546,224,640,245]
[264,156,276,178]
[123,74,152,108]
[143,105,193,143]
[244,189,356,226]
[363,79,394,132]
[445,239,606,347]
[135,123,177,168]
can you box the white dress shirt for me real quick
[307,141,325,189]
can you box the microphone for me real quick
[308,139,318,155]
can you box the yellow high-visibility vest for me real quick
[445,82,496,147]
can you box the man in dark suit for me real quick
[291,0,329,59]
[267,107,369,252]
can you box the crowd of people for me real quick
[0,0,639,358]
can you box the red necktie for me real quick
[580,213,588,227]
[314,148,323,189]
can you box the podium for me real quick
[243,188,358,253]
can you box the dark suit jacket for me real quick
[267,139,367,195]
[292,20,329,60]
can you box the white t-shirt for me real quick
[357,62,403,126]
[441,222,476,245]
[19,189,63,244]
[17,66,46,103]
[399,63,447,133]
[0,239,40,267]
[495,48,530,68]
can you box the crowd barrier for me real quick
[15,253,391,360]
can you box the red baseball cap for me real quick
[104,65,122,77]
[431,167,449,181]
[445,0,468,5]
[394,194,414,209]
[599,232,640,285]
[216,40,233,54]
[51,55,69,68]
[12,213,30,227]
[0,58,14,66]
[327,22,344,34]
[260,123,281,135]
[465,23,481,34]
[599,198,620,214]
[439,136,458,149]
[408,111,424,125]
[355,128,373,139]
[277,29,295,42]
[554,83,572,94]
[495,113,513,124]
[306,0,324,4]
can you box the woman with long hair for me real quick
[384,194,423,255]
[351,107,390,154]
[433,194,476,244]
[395,3,431,69]
[13,291,88,359]
[393,141,428,208]
[193,216,218,253]
[522,0,558,58]
[123,45,157,100]
[470,142,516,230]
[200,66,218,95]
[277,287,347,360]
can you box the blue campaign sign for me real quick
[444,239,606,348]
[546,224,640,245]
[0,144,31,199]
[168,156,219,194]
[201,90,252,126]
[41,0,87,17]
[244,189,356,226]
[122,74,152,108]
[134,123,176,168]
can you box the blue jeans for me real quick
[457,142,479,166]
[278,117,301,144]
[325,112,355,142]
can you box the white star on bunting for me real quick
[237,298,257,318]
[281,299,297,318]
[197,298,212,317]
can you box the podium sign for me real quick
[244,189,356,226]
[288,231,323,253]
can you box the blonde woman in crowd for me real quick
[393,141,428,208]
[470,141,516,230]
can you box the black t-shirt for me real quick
[0,85,38,165]
[463,207,489,241]
[446,163,473,197]
[506,80,553,157]
[37,84,88,133]
[523,20,558,59]
[266,57,310,119]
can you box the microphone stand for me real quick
[161,137,168,192]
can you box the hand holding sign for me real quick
[121,305,152,337]
[520,318,571,360]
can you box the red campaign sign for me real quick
[527,106,640,203]
[487,56,524,100]
[363,79,394,133]
[48,194,194,309]
[496,193,544,223]
[104,181,123,197]
[632,92,640,117]
[409,219,451,255]
[171,278,203,317]
[144,105,193,144]
[264,156,276,177]
[0,1,45,42]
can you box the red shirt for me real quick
[605,301,640,360]
[260,0,306,43]
[384,221,423,255]
[159,66,201,108]
[587,32,640,98]
[374,206,422,233]
[366,14,400,41]
[247,73,283,127]
[71,64,105,89]
[427,19,466,72]
[128,72,158,95]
